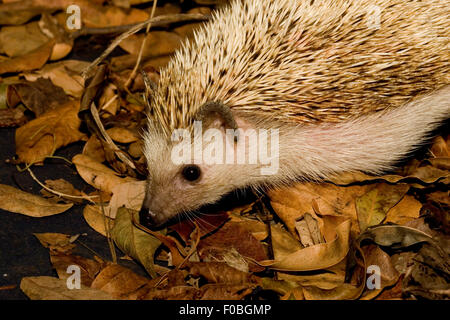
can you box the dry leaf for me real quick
[0,21,49,58]
[197,221,268,272]
[0,40,53,75]
[0,184,73,217]
[23,60,89,98]
[91,264,152,299]
[82,204,115,237]
[187,262,258,285]
[20,276,113,300]
[268,182,367,235]
[104,180,146,218]
[356,183,409,232]
[119,32,182,58]
[33,232,77,254]
[82,135,106,163]
[111,208,163,277]
[385,195,422,225]
[106,127,139,144]
[259,216,351,272]
[360,245,400,300]
[72,154,136,194]
[10,78,69,116]
[15,100,85,164]
[50,253,104,287]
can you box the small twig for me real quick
[125,0,158,88]
[81,13,209,79]
[26,167,98,202]
[90,102,136,169]
[98,192,117,264]
[44,155,73,165]
[71,13,208,38]
[100,94,118,111]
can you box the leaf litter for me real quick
[0,0,448,301]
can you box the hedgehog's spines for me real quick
[148,0,449,137]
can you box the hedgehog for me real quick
[139,0,450,228]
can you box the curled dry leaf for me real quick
[259,216,351,272]
[104,180,146,218]
[357,224,436,249]
[187,262,258,285]
[23,60,89,98]
[119,32,182,58]
[82,135,106,163]
[295,213,324,247]
[197,221,268,272]
[91,264,152,299]
[0,184,73,217]
[40,178,84,204]
[356,183,409,232]
[268,182,367,235]
[10,78,70,116]
[33,233,76,254]
[82,204,115,237]
[50,253,105,287]
[111,208,163,278]
[0,21,49,58]
[72,154,136,194]
[15,100,85,164]
[20,276,113,300]
[359,245,400,300]
[329,165,450,185]
[106,127,139,144]
[0,40,53,75]
[385,195,422,225]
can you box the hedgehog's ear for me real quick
[194,101,240,142]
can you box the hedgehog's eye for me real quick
[181,165,201,182]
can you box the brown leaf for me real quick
[72,154,136,194]
[119,32,182,58]
[23,60,89,98]
[169,211,229,243]
[50,253,104,287]
[360,245,400,300]
[356,183,409,232]
[106,127,139,144]
[0,21,49,58]
[33,233,76,254]
[259,216,351,272]
[198,284,255,300]
[20,276,113,300]
[10,78,69,116]
[197,221,268,272]
[82,204,115,237]
[0,40,53,75]
[187,262,258,285]
[385,195,421,225]
[40,178,84,204]
[0,107,27,127]
[268,182,367,235]
[82,135,106,163]
[91,264,152,299]
[15,100,85,164]
[0,184,73,217]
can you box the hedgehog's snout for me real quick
[139,205,166,229]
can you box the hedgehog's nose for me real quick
[139,206,164,229]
